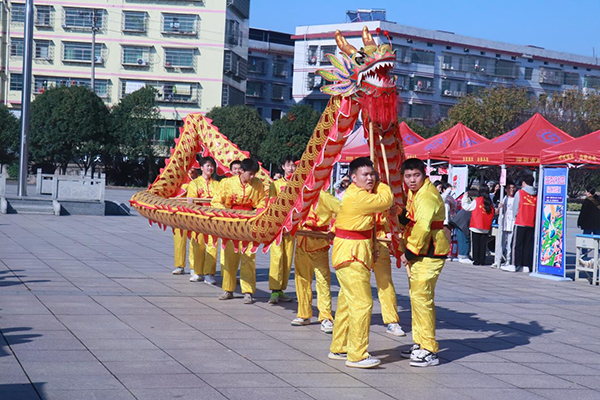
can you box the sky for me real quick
[250,0,600,58]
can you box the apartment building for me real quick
[1,0,249,142]
[292,15,600,121]
[246,27,293,123]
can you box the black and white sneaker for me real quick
[410,349,439,367]
[400,344,420,359]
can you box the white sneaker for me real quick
[410,349,439,367]
[500,264,518,272]
[321,319,334,334]
[346,356,381,369]
[523,267,531,273]
[401,344,420,359]
[291,317,311,326]
[243,293,254,304]
[189,274,204,282]
[386,323,406,337]
[204,275,216,285]
[458,258,473,265]
[328,352,347,360]
[172,267,185,275]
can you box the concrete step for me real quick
[5,197,59,215]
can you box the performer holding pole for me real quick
[187,157,220,284]
[328,157,393,369]
[398,158,449,367]
[292,190,340,333]
[212,158,265,305]
[268,156,298,304]
[172,167,199,276]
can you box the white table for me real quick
[575,234,600,285]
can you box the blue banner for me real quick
[538,168,568,277]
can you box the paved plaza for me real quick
[1,193,599,400]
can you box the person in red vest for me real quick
[461,186,495,265]
[504,174,538,273]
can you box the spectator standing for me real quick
[498,183,517,269]
[334,175,351,201]
[578,186,600,235]
[462,186,494,266]
[505,174,537,273]
[450,208,472,264]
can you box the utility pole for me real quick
[17,0,34,197]
[90,9,99,93]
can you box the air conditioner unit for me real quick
[444,89,452,96]
[453,91,462,97]
[442,63,450,69]
[94,56,103,64]
[137,58,147,66]
[403,56,411,63]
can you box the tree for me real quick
[534,89,600,137]
[30,85,110,173]
[258,104,320,165]
[109,86,161,186]
[442,86,533,138]
[205,105,268,158]
[0,104,20,166]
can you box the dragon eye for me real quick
[354,51,367,65]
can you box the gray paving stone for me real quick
[301,387,396,400]
[198,372,290,388]
[103,361,189,375]
[128,387,228,400]
[216,387,313,400]
[530,389,600,400]
[0,384,41,400]
[454,388,548,400]
[493,373,584,389]
[89,349,173,362]
[117,373,206,389]
[13,350,97,363]
[39,389,137,400]
[277,372,368,388]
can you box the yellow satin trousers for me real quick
[173,229,194,271]
[221,241,256,294]
[372,244,400,325]
[189,235,218,275]
[294,247,333,321]
[409,256,445,353]
[269,234,295,291]
[330,262,373,362]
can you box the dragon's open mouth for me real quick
[358,59,396,88]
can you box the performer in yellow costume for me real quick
[292,190,339,333]
[267,156,297,304]
[172,167,198,275]
[187,156,220,284]
[220,160,242,268]
[373,212,406,337]
[212,158,266,305]
[328,157,393,369]
[398,158,449,367]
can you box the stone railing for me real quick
[0,172,5,198]
[36,169,105,201]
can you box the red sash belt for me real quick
[408,220,445,230]
[336,229,372,240]
[232,205,253,211]
[305,225,329,232]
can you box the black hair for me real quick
[401,158,426,175]
[199,156,216,169]
[349,157,374,175]
[271,167,283,179]
[280,155,297,167]
[240,158,260,173]
[441,182,452,191]
[478,186,493,214]
[586,186,597,196]
[229,160,242,170]
[521,173,534,186]
[433,180,443,188]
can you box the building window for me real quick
[584,75,600,89]
[307,46,318,65]
[256,107,263,117]
[246,81,264,98]
[63,42,103,63]
[411,76,434,93]
[222,84,244,106]
[394,74,410,91]
[165,48,195,69]
[466,84,485,95]
[32,76,109,98]
[10,74,23,91]
[123,11,146,33]
[34,40,52,60]
[564,72,580,86]
[10,38,24,57]
[162,14,198,35]
[273,60,287,77]
[35,6,52,27]
[320,45,336,65]
[524,67,533,80]
[223,50,247,80]
[271,109,282,121]
[307,73,323,90]
[470,56,490,73]
[64,8,104,30]
[248,57,266,74]
[439,105,451,118]
[225,19,241,45]
[539,67,563,85]
[122,46,150,66]
[441,80,465,97]
[271,84,286,100]
[410,104,432,120]
[495,59,517,78]
[11,3,25,23]
[411,49,435,66]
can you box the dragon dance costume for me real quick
[401,178,449,354]
[294,190,340,323]
[212,176,266,295]
[173,177,194,273]
[329,182,393,363]
[372,213,401,327]
[268,178,295,293]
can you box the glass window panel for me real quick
[123,11,146,32]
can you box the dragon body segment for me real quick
[130,26,407,258]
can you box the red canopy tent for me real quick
[404,122,488,161]
[338,122,424,163]
[540,129,600,167]
[449,113,574,166]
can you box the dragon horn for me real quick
[362,26,376,47]
[335,30,357,56]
